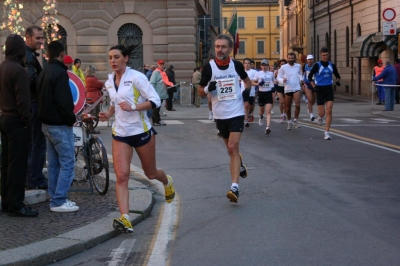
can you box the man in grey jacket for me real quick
[150,60,172,125]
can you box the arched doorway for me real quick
[118,23,143,71]
[42,24,68,65]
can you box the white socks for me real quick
[231,183,239,190]
[123,214,130,220]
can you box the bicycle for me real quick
[73,104,109,195]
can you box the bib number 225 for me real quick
[220,86,233,93]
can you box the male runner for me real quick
[308,47,341,140]
[252,59,275,135]
[275,59,287,123]
[198,34,252,203]
[241,58,257,127]
[303,54,316,121]
[277,53,302,130]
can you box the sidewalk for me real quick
[0,160,154,266]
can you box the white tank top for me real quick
[209,60,244,119]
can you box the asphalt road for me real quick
[55,100,400,266]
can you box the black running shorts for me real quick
[275,85,284,94]
[316,86,334,105]
[112,127,157,148]
[242,90,255,105]
[215,115,245,139]
[258,91,273,106]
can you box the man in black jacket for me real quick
[0,34,38,217]
[37,41,79,213]
[25,25,47,190]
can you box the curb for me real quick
[0,160,155,266]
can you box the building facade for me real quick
[0,0,215,82]
[222,0,280,67]
[309,0,399,97]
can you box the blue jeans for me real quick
[384,87,396,111]
[42,124,75,207]
[376,82,385,102]
[28,101,47,188]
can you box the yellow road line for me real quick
[300,122,400,150]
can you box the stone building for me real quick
[0,0,215,82]
[309,0,399,97]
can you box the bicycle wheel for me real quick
[88,136,109,195]
[74,147,89,183]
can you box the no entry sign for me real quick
[67,71,86,114]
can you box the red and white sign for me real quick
[67,71,86,114]
[383,21,397,35]
[382,8,396,21]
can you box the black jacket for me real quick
[0,34,31,127]
[37,59,76,126]
[25,46,42,102]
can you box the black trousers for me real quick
[395,87,400,104]
[166,90,174,110]
[0,115,31,212]
[152,99,164,124]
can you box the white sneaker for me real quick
[258,115,264,126]
[287,121,293,130]
[293,119,300,128]
[324,132,332,140]
[209,112,213,120]
[310,114,315,121]
[271,109,275,115]
[280,116,285,123]
[317,117,323,126]
[50,201,79,212]
[66,199,76,206]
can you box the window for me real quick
[238,17,245,29]
[257,40,265,54]
[276,40,280,53]
[223,17,227,29]
[238,41,245,54]
[257,16,264,29]
[276,16,280,28]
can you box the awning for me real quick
[371,30,398,51]
[350,34,386,58]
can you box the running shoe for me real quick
[245,122,250,128]
[164,175,175,203]
[226,187,239,203]
[239,153,247,178]
[209,112,213,120]
[280,116,285,123]
[293,119,300,128]
[324,132,332,140]
[287,121,293,130]
[310,114,315,121]
[317,117,323,126]
[271,109,275,115]
[249,115,254,122]
[265,127,271,135]
[113,215,134,233]
[258,115,264,126]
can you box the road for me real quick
[54,99,400,266]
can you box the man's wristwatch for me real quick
[131,103,136,111]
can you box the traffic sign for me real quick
[67,71,86,114]
[383,21,397,35]
[382,8,396,21]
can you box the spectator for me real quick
[37,41,79,212]
[64,55,73,70]
[150,60,173,125]
[146,65,156,81]
[0,34,38,217]
[192,67,202,107]
[394,58,400,104]
[372,60,398,111]
[143,64,150,75]
[165,65,176,111]
[25,25,48,190]
[373,59,385,105]
[72,58,85,85]
[85,65,104,134]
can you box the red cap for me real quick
[64,55,73,64]
[157,60,165,64]
[377,59,383,64]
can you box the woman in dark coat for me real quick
[165,65,176,111]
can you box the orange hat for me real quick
[377,59,383,64]
[157,59,165,64]
[64,55,73,64]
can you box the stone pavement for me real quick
[0,160,155,266]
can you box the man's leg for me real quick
[389,88,396,110]
[384,88,391,110]
[223,132,241,186]
[285,94,292,121]
[28,102,47,189]
[293,91,301,120]
[325,101,333,132]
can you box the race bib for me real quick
[216,78,237,101]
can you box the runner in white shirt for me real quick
[198,34,252,203]
[277,53,303,130]
[252,59,275,135]
[99,45,175,233]
[275,59,288,123]
[241,58,257,127]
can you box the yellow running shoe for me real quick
[164,175,175,203]
[113,215,133,233]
